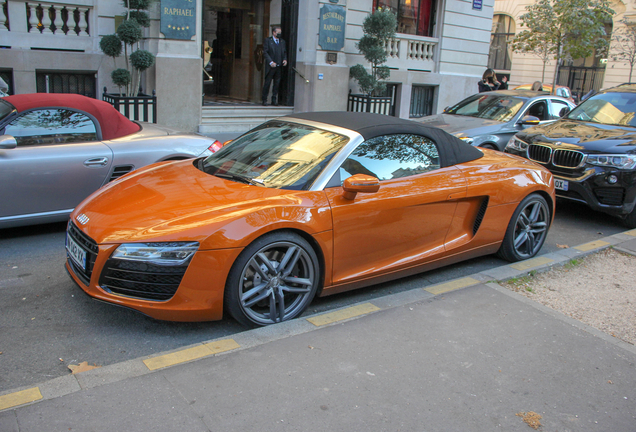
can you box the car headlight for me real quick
[505,136,528,152]
[586,154,636,170]
[112,242,199,265]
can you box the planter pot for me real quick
[103,88,157,123]
[347,94,392,115]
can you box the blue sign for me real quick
[319,4,346,52]
[160,0,196,40]
[472,0,483,10]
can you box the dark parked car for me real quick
[505,85,636,228]
[416,90,575,151]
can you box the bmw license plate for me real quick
[66,234,87,271]
[554,179,569,191]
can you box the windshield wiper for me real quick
[214,172,265,187]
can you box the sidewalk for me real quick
[2,231,636,431]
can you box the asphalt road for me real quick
[0,198,627,393]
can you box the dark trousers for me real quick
[262,66,282,104]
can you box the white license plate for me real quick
[66,234,87,271]
[554,179,569,191]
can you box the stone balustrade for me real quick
[1,0,91,36]
[384,34,438,72]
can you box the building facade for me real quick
[490,0,634,99]
[1,0,495,132]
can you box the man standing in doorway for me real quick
[262,26,287,106]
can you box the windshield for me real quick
[446,94,525,122]
[198,120,349,190]
[0,100,15,126]
[566,92,636,126]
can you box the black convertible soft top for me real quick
[285,111,483,167]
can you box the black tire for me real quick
[623,207,636,229]
[497,193,550,262]
[480,143,497,150]
[224,231,321,327]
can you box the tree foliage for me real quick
[350,8,397,96]
[99,0,156,96]
[512,0,614,93]
[611,19,636,82]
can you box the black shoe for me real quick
[271,101,279,106]
[262,101,267,106]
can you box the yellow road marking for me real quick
[143,338,240,371]
[0,387,42,411]
[509,256,554,271]
[425,277,480,295]
[624,229,636,237]
[574,240,609,251]
[307,303,380,327]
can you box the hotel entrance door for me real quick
[202,0,269,103]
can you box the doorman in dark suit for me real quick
[262,26,287,106]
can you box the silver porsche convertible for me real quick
[0,94,220,228]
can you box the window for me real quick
[200,121,349,190]
[4,109,98,146]
[550,100,571,119]
[447,94,524,122]
[36,71,96,98]
[339,134,440,182]
[410,85,435,118]
[526,101,548,121]
[373,0,437,37]
[488,14,515,71]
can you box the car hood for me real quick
[71,160,328,247]
[417,114,505,136]
[517,119,636,153]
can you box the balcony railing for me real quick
[384,34,438,72]
[27,2,90,35]
[1,0,91,36]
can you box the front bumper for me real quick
[506,148,636,216]
[65,236,243,322]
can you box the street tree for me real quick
[611,19,636,82]
[512,0,614,94]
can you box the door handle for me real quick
[84,157,109,167]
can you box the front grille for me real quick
[595,188,625,206]
[553,149,585,168]
[99,258,188,301]
[527,144,552,164]
[66,222,99,285]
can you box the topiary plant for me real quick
[350,8,397,96]
[111,68,131,96]
[99,0,155,97]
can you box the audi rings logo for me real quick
[76,214,90,225]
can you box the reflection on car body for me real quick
[65,112,555,327]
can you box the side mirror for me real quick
[342,174,380,200]
[0,135,17,149]
[558,107,570,117]
[518,115,540,126]
[223,139,232,146]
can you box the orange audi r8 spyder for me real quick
[65,112,555,326]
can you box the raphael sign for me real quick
[319,4,346,51]
[160,0,196,40]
